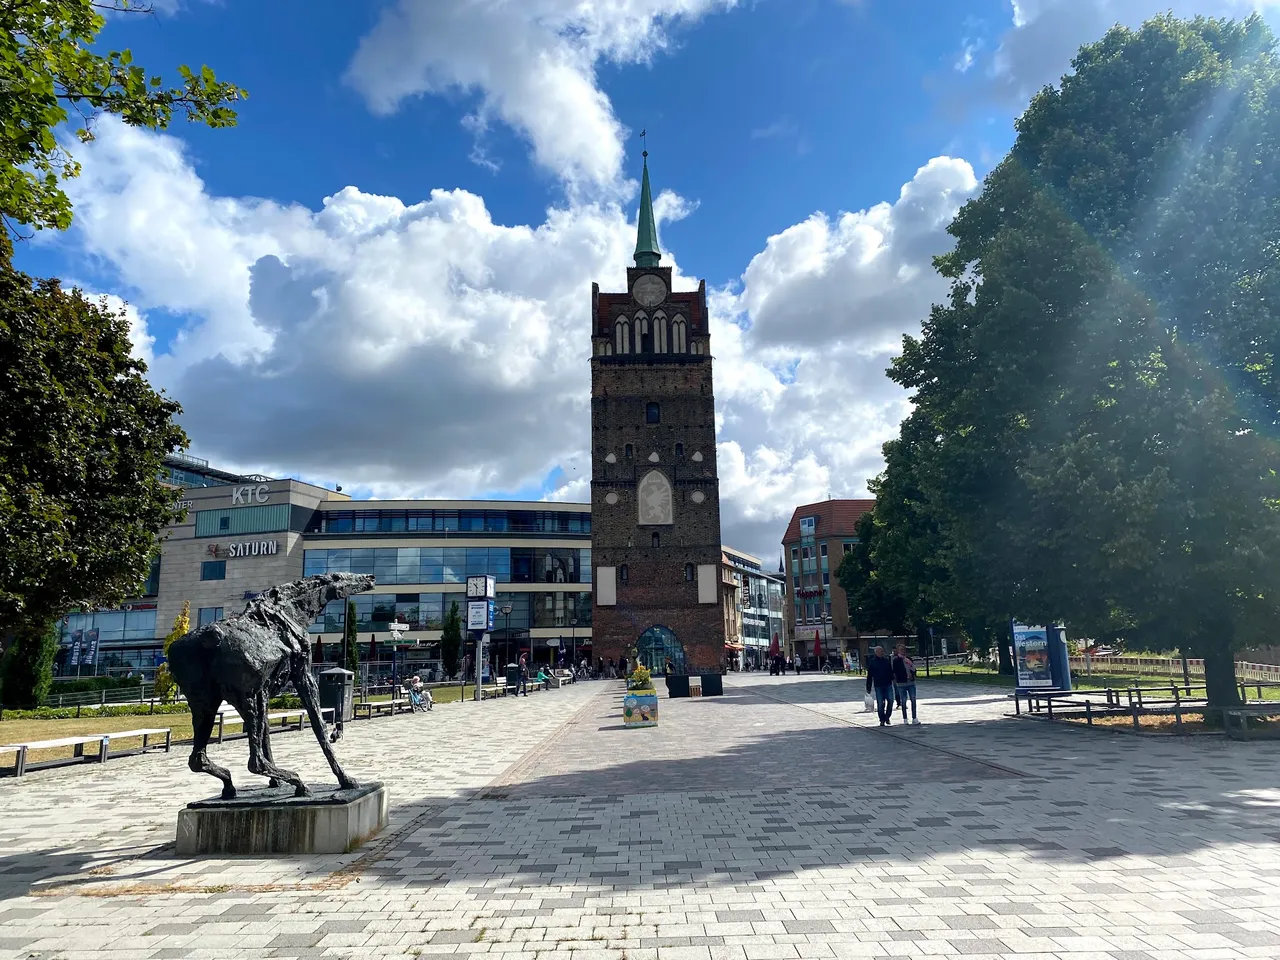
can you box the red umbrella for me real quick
[813,629,823,660]
[768,633,780,657]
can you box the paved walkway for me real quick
[3,674,1280,959]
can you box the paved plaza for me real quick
[3,673,1280,959]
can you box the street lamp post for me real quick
[570,618,578,668]
[501,604,513,673]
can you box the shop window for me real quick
[200,560,226,581]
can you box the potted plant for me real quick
[623,664,658,728]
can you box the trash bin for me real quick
[699,673,724,697]
[318,667,354,723]
[505,664,520,693]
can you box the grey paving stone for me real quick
[429,929,481,943]
[4,675,1280,960]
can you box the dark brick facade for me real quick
[590,266,727,671]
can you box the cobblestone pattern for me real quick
[3,674,1280,959]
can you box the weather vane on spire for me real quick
[640,128,647,158]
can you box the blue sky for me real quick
[21,0,1010,290]
[18,0,1275,560]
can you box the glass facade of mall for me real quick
[302,547,591,585]
[310,590,591,634]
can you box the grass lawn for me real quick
[0,716,198,766]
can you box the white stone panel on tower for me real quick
[597,567,617,606]
[637,470,673,525]
[697,564,717,604]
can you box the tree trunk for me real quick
[1201,641,1241,709]
[996,625,1015,675]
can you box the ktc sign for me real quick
[231,484,270,505]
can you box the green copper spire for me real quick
[633,150,661,268]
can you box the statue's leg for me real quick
[255,687,304,793]
[189,702,236,800]
[241,690,306,796]
[259,689,281,789]
[292,654,360,791]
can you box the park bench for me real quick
[353,699,411,719]
[214,707,333,742]
[1,725,173,776]
[100,727,173,760]
[1,733,111,777]
[480,685,506,700]
[1223,704,1280,741]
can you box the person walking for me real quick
[517,654,529,696]
[865,645,896,726]
[892,643,920,725]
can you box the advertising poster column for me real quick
[1011,623,1054,689]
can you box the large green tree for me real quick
[885,14,1280,705]
[0,245,187,703]
[0,0,245,233]
[835,510,909,636]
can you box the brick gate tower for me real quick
[589,152,726,673]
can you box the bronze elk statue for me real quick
[167,573,375,798]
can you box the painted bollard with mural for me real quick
[623,664,658,728]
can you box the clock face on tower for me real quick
[632,274,667,307]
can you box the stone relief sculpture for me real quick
[638,470,674,525]
[168,572,375,799]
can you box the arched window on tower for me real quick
[615,317,630,354]
[652,532,660,548]
[654,312,668,353]
[672,316,687,353]
[646,402,660,424]
[620,564,629,582]
[684,562,695,581]
[635,312,650,354]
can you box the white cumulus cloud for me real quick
[344,0,738,192]
[62,120,975,560]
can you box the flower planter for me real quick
[623,688,658,728]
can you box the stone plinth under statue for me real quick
[176,782,388,856]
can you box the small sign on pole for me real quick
[467,599,495,632]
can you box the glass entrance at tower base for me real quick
[636,625,687,675]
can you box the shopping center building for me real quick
[57,454,594,676]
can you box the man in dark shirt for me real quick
[865,645,896,726]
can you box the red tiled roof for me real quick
[781,499,875,545]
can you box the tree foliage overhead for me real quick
[874,13,1280,705]
[0,0,246,233]
[0,242,187,636]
